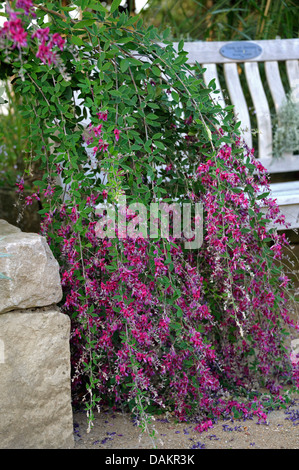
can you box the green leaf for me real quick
[73,19,95,29]
[154,141,165,150]
[162,27,171,39]
[192,376,199,388]
[176,306,183,318]
[110,0,122,14]
[71,35,84,46]
[128,57,142,66]
[173,53,187,66]
[120,59,130,73]
[152,66,161,77]
[88,2,107,12]
[146,113,159,120]
[219,136,232,144]
[257,192,270,200]
[49,134,61,143]
[152,133,163,139]
[178,39,184,52]
[171,91,179,103]
[60,6,78,12]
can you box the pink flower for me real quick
[55,163,63,175]
[24,192,39,205]
[32,27,50,42]
[32,29,64,64]
[2,18,28,48]
[16,0,36,17]
[184,115,193,125]
[44,185,54,198]
[49,32,65,51]
[114,128,120,142]
[194,419,213,433]
[270,243,282,259]
[93,124,102,137]
[36,40,57,65]
[97,110,108,121]
[15,178,24,193]
[25,195,33,205]
[98,139,108,152]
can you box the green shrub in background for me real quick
[0,81,27,187]
[272,95,299,159]
[140,0,299,41]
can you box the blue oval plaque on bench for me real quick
[220,42,262,60]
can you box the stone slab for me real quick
[0,219,21,236]
[0,220,62,313]
[0,307,74,449]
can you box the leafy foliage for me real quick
[0,82,28,187]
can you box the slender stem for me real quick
[259,0,272,36]
[33,3,69,21]
[27,74,50,107]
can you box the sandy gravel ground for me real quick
[73,397,299,450]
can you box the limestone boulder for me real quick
[0,220,62,313]
[0,307,74,449]
[0,219,21,236]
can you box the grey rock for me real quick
[0,219,21,236]
[0,307,74,449]
[0,220,62,313]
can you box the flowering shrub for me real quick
[1,0,298,434]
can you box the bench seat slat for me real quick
[266,155,299,173]
[260,181,299,230]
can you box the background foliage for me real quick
[140,0,299,41]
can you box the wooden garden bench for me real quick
[173,38,299,230]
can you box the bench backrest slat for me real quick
[176,39,299,64]
[244,61,272,165]
[223,62,252,149]
[265,61,286,113]
[286,59,299,102]
[202,63,225,108]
